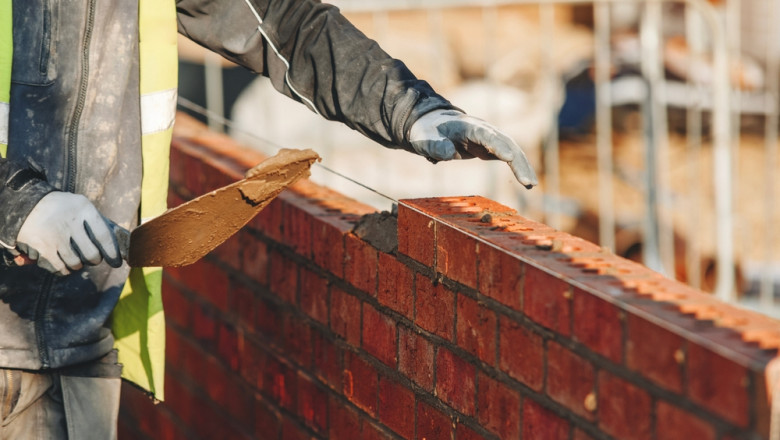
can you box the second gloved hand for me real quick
[16,192,122,276]
[409,109,539,189]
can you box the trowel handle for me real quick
[106,219,131,264]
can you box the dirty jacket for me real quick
[0,0,453,371]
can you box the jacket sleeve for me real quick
[0,158,55,252]
[175,0,456,151]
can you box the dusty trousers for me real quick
[0,351,121,440]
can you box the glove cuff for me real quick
[400,89,461,151]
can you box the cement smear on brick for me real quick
[353,211,398,254]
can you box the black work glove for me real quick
[409,109,538,189]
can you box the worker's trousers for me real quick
[0,351,121,440]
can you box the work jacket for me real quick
[0,0,453,398]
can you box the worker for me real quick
[0,0,537,438]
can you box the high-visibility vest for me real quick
[0,0,177,401]
[0,0,11,155]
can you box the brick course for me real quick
[120,116,780,440]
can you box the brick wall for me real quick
[118,116,780,439]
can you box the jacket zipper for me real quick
[2,369,15,418]
[1,369,8,419]
[65,0,96,193]
[34,275,54,369]
[34,0,97,369]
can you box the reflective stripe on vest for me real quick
[0,0,177,401]
[0,0,12,155]
[141,88,177,135]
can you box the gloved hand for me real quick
[409,109,538,189]
[16,192,122,276]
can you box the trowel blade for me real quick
[119,148,319,268]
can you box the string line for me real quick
[176,96,398,203]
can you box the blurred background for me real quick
[176,0,780,316]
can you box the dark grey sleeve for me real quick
[0,158,55,251]
[175,0,455,150]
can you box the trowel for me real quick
[113,148,320,267]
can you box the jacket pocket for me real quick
[11,0,56,86]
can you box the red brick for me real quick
[180,153,207,196]
[656,400,716,440]
[162,376,195,430]
[573,429,597,440]
[454,424,488,440]
[119,381,175,439]
[362,305,398,367]
[343,352,378,416]
[238,337,267,389]
[477,374,520,439]
[229,281,256,328]
[263,357,298,412]
[171,261,230,312]
[436,223,478,288]
[415,274,455,340]
[397,203,435,267]
[329,396,361,439]
[362,421,393,440]
[687,343,750,428]
[243,237,269,286]
[253,198,284,242]
[255,398,282,440]
[416,401,452,440]
[312,215,349,277]
[269,251,298,305]
[281,417,310,440]
[523,399,569,440]
[435,347,476,415]
[199,156,238,193]
[409,196,486,217]
[255,296,283,344]
[217,323,240,371]
[312,332,342,391]
[192,303,217,344]
[162,277,191,329]
[345,234,378,295]
[168,145,188,188]
[546,342,596,420]
[297,373,328,434]
[626,315,684,393]
[283,201,313,257]
[330,287,361,345]
[200,355,254,428]
[167,191,186,213]
[398,326,434,391]
[282,315,312,368]
[300,267,328,324]
[523,265,572,336]
[378,376,416,439]
[477,244,523,310]
[498,318,544,391]
[457,295,497,365]
[573,290,623,363]
[598,372,652,440]
[167,327,207,382]
[211,229,243,270]
[377,252,414,319]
